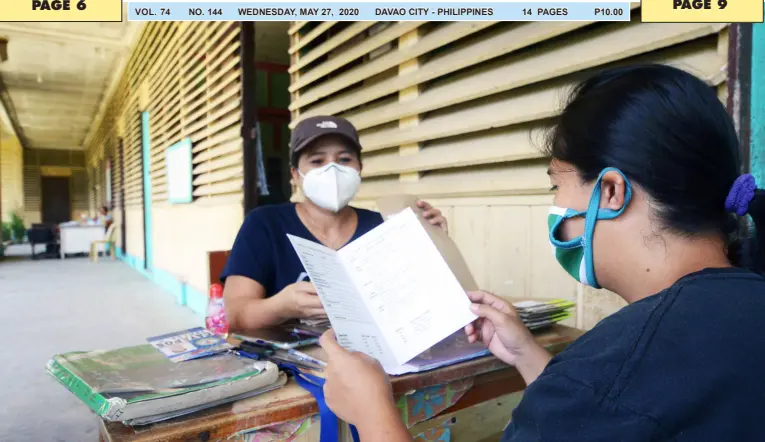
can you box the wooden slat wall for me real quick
[87,166,96,215]
[19,148,86,222]
[289,14,730,330]
[22,165,40,218]
[80,22,246,297]
[86,22,244,208]
[123,100,143,207]
[71,169,89,216]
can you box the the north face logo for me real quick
[316,121,337,129]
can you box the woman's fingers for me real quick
[470,303,510,328]
[416,200,449,233]
[295,290,323,308]
[422,208,440,220]
[320,329,347,361]
[467,290,497,303]
[465,318,487,344]
[306,308,328,318]
[419,206,443,222]
[467,291,514,315]
[427,214,447,229]
[293,281,318,294]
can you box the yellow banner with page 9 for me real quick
[0,0,122,22]
[641,0,764,22]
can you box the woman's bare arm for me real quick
[223,276,288,332]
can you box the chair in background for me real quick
[89,224,117,262]
[27,225,59,260]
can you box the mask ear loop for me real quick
[581,167,633,288]
[549,209,587,249]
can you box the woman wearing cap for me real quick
[317,65,765,441]
[221,115,449,332]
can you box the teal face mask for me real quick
[548,167,632,289]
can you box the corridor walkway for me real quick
[0,257,200,441]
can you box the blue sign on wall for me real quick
[166,138,194,204]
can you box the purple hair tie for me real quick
[725,174,757,216]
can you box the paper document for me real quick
[288,208,477,371]
[376,194,478,291]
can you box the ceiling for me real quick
[0,10,141,151]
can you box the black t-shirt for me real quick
[220,203,384,296]
[503,267,765,441]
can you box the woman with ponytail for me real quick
[317,65,765,441]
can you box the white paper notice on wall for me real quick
[166,138,193,204]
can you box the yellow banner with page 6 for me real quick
[1,0,122,22]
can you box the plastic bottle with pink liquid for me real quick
[205,283,229,336]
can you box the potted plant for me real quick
[9,211,26,244]
[1,222,10,244]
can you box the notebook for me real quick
[46,344,282,424]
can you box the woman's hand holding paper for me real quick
[319,330,412,442]
[275,281,327,320]
[465,291,552,385]
[416,200,449,234]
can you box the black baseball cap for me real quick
[289,115,362,165]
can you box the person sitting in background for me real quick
[317,65,765,441]
[221,115,448,333]
[97,206,113,230]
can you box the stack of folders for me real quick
[46,343,286,426]
[513,299,575,330]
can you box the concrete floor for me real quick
[0,253,200,441]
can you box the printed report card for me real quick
[287,207,477,372]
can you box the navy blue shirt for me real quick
[503,267,765,441]
[220,203,384,296]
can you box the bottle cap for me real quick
[210,283,224,298]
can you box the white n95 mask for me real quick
[300,162,361,212]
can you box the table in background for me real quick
[98,325,582,442]
[59,225,104,259]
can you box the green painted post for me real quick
[752,19,765,184]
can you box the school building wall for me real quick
[287,14,731,330]
[21,148,88,225]
[84,22,246,313]
[84,22,291,315]
[0,129,23,223]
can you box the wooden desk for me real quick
[99,325,582,442]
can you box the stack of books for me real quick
[513,299,575,330]
[46,328,287,426]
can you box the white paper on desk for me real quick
[287,208,477,371]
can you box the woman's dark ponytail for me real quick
[724,173,765,274]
